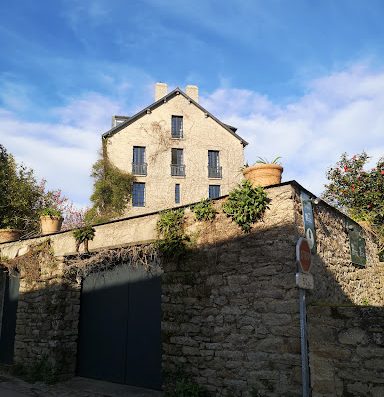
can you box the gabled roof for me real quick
[102,87,248,146]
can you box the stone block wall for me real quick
[292,183,384,305]
[162,185,304,396]
[308,306,384,397]
[0,181,383,393]
[13,255,80,380]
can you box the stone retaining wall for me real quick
[0,181,382,394]
[162,185,303,396]
[13,255,80,380]
[308,305,384,397]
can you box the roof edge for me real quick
[102,88,248,146]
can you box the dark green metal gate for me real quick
[0,270,20,364]
[77,264,162,390]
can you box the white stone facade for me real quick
[104,84,247,215]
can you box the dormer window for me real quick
[171,116,183,138]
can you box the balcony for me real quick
[132,163,147,176]
[171,164,185,177]
[208,166,222,179]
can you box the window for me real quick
[132,182,145,207]
[132,146,147,175]
[171,148,185,176]
[208,150,222,178]
[171,116,183,138]
[209,185,221,199]
[175,184,180,204]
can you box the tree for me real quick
[85,151,135,224]
[0,144,43,233]
[323,152,384,255]
[0,144,85,234]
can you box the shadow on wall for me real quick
[0,214,383,397]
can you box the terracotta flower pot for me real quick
[242,164,283,187]
[40,216,63,235]
[0,229,22,243]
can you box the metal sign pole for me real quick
[299,287,310,397]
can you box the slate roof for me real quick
[102,87,248,146]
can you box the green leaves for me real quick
[156,209,189,259]
[86,151,135,223]
[40,207,62,217]
[0,145,43,232]
[323,152,384,257]
[73,226,96,243]
[222,180,271,233]
[191,199,217,222]
[255,156,282,165]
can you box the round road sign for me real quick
[296,237,312,273]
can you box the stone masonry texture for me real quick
[13,256,80,380]
[0,182,383,395]
[308,306,384,397]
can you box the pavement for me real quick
[0,373,163,397]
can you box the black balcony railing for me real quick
[132,163,147,176]
[208,166,222,178]
[171,164,185,176]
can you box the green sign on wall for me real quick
[347,222,366,267]
[300,191,317,254]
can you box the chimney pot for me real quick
[155,82,168,101]
[185,85,199,103]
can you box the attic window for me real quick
[171,116,183,138]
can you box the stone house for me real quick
[0,180,383,396]
[103,83,248,214]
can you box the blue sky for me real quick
[1,0,384,206]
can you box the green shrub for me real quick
[73,225,96,243]
[12,356,58,384]
[73,225,96,253]
[156,209,189,259]
[191,199,217,222]
[222,180,271,233]
[157,208,185,237]
[165,376,208,397]
[323,152,384,257]
[40,207,62,217]
[85,149,135,223]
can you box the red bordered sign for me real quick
[296,237,312,273]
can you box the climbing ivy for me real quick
[222,180,271,233]
[85,143,135,224]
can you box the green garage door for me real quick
[77,264,162,390]
[0,270,20,364]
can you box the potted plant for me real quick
[242,156,283,187]
[0,215,22,243]
[40,207,63,235]
[0,227,22,244]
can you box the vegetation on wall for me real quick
[0,240,57,282]
[191,199,217,222]
[85,147,135,224]
[323,152,384,256]
[156,209,190,259]
[12,355,58,384]
[73,225,96,253]
[222,180,271,233]
[64,244,160,281]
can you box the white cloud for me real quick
[1,63,383,206]
[201,64,384,195]
[0,92,123,206]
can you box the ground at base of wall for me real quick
[0,372,163,397]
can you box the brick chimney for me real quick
[185,85,198,103]
[155,82,168,101]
